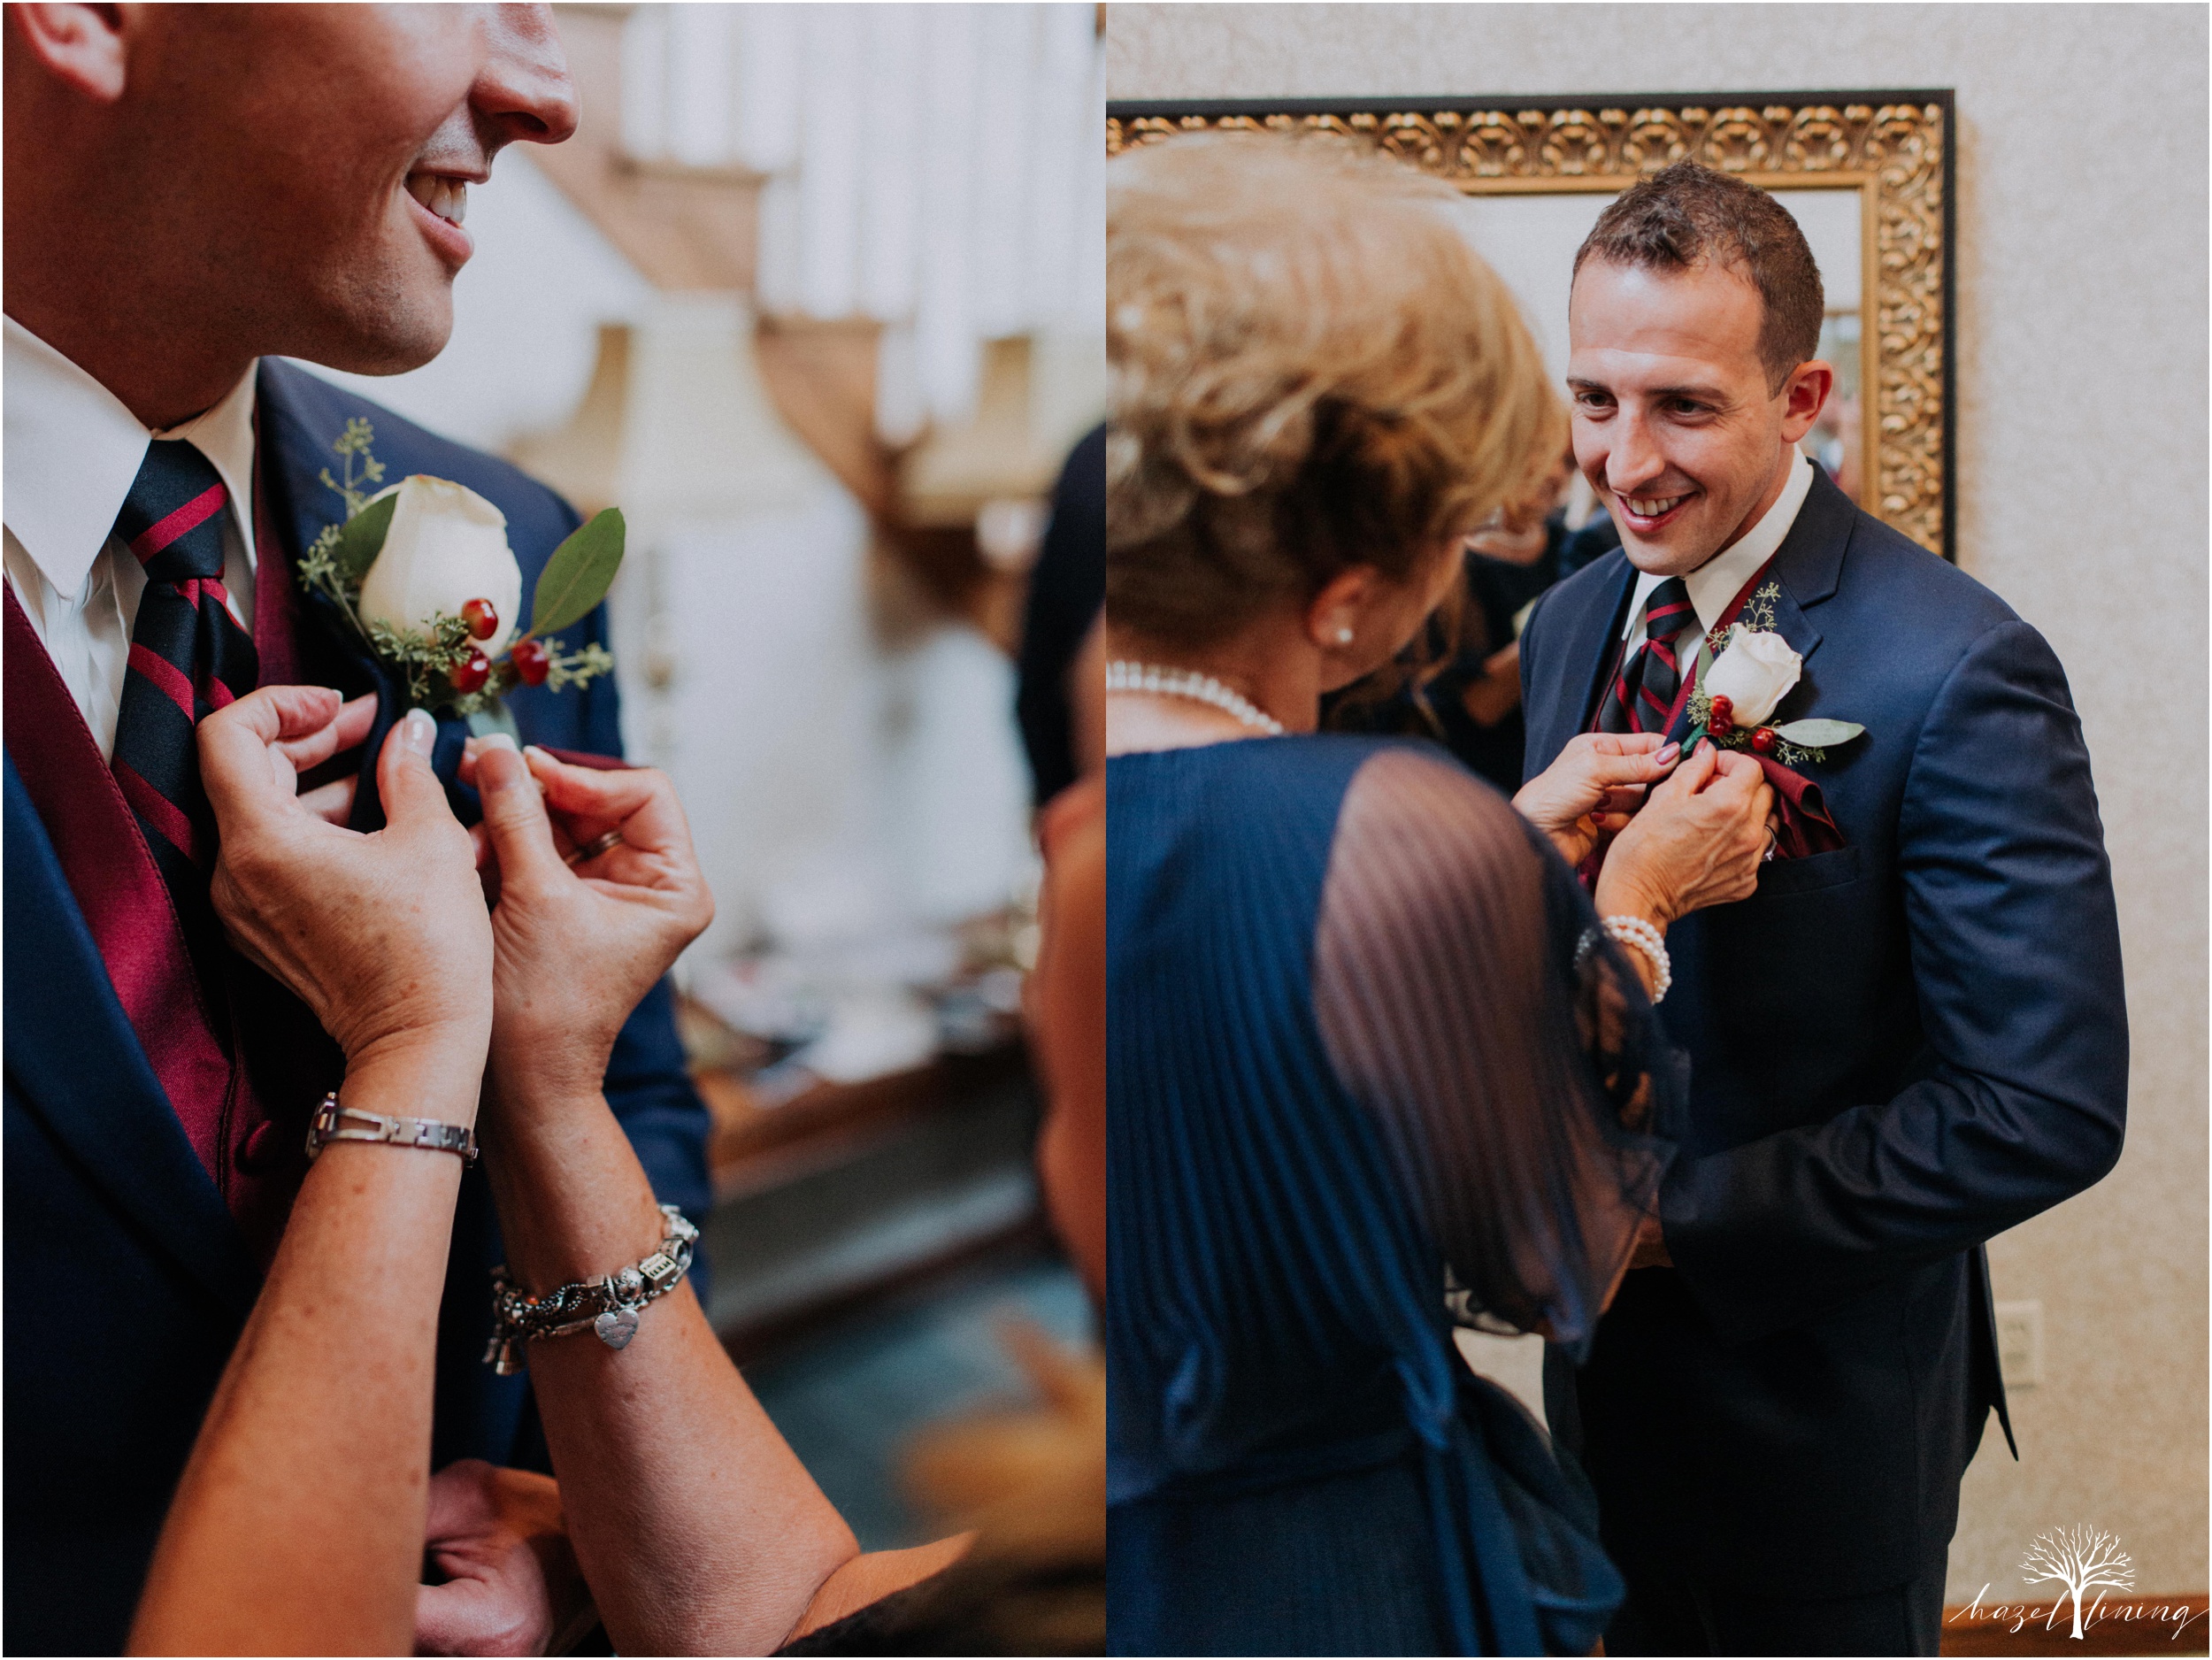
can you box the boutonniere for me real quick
[296,418,625,719]
[1684,583,1867,764]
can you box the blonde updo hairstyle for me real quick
[1108,134,1565,649]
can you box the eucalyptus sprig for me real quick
[318,417,387,518]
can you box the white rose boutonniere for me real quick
[298,419,625,717]
[357,476,522,657]
[1701,628,1801,726]
[1686,582,1867,765]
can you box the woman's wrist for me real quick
[484,1031,619,1125]
[1594,867,1674,934]
[479,1098,670,1292]
[342,1025,491,1129]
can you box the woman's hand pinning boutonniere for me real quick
[1683,583,1867,765]
[296,419,624,719]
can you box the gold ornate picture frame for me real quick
[1109,92,1955,561]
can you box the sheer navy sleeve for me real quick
[1311,748,1682,1354]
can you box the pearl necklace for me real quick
[1106,660,1286,735]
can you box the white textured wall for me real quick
[1110,2,2209,1602]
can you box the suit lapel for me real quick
[1747,466,1854,723]
[4,759,259,1318]
[254,360,382,699]
[1533,556,1638,766]
[1659,469,1853,743]
[255,361,414,830]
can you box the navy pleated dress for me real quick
[1107,734,1683,1656]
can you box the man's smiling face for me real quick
[1567,256,1828,578]
[141,4,580,373]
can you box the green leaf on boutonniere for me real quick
[527,508,626,641]
[333,492,398,584]
[1772,719,1865,749]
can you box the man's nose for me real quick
[474,4,580,149]
[1605,410,1667,496]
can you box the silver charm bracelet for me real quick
[484,1203,699,1376]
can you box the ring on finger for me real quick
[1762,824,1778,863]
[565,827,625,867]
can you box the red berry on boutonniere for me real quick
[450,649,492,694]
[511,638,550,686]
[462,597,500,641]
[1750,726,1778,755]
[1709,694,1734,735]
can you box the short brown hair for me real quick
[1108,134,1563,649]
[1573,162,1824,392]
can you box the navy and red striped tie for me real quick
[1597,577,1694,734]
[110,440,258,954]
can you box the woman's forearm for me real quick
[128,1038,482,1656]
[480,1085,858,1655]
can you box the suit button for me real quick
[237,1118,288,1173]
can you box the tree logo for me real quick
[2020,1525,2136,1641]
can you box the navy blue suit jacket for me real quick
[1521,467,2126,1597]
[4,360,711,1655]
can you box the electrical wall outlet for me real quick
[1994,1299,2044,1389]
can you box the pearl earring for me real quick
[1334,626,1354,645]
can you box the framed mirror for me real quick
[1108,92,1955,560]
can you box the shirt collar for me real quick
[1624,450,1816,637]
[3,315,257,602]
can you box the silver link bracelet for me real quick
[484,1203,699,1376]
[304,1091,479,1164]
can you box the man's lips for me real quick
[1613,488,1695,533]
[403,173,474,263]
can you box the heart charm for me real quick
[594,1308,640,1350]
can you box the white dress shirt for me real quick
[3,315,259,761]
[1618,450,1816,673]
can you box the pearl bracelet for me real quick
[1581,915,1672,1003]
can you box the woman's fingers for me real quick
[1586,743,1679,791]
[1586,730,1669,757]
[1596,785,1647,815]
[374,709,461,841]
[1707,754,1772,816]
[522,746,656,814]
[523,748,691,857]
[457,736,545,795]
[297,775,359,826]
[521,748,712,934]
[273,692,377,773]
[474,738,569,890]
[199,686,347,834]
[1652,741,1718,803]
[1708,747,1767,784]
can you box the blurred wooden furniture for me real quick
[683,1000,1047,1363]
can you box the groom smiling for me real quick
[1519,163,2127,1656]
[3,8,710,1651]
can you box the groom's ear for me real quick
[8,5,129,104]
[1778,359,1836,444]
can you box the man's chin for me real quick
[300,286,457,377]
[1618,534,1713,580]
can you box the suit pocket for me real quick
[1754,843,1863,897]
